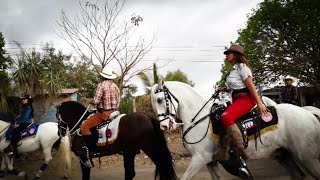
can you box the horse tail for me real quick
[149,117,178,180]
[52,134,72,178]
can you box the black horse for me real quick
[56,101,177,180]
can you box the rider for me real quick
[11,95,34,156]
[80,66,120,155]
[217,44,267,160]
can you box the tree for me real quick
[0,33,12,111]
[11,43,70,97]
[56,0,157,95]
[138,63,194,94]
[235,0,320,88]
[0,33,11,70]
[138,63,162,94]
[164,69,195,87]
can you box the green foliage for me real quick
[164,69,195,87]
[135,94,156,118]
[11,43,71,97]
[138,63,195,95]
[119,97,134,114]
[216,61,232,87]
[64,61,100,97]
[0,33,12,70]
[0,71,10,111]
[236,0,320,88]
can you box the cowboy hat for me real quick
[20,95,32,99]
[223,44,245,56]
[283,75,295,83]
[100,66,117,79]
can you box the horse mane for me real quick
[59,101,88,120]
[164,81,204,100]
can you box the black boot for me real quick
[83,135,99,157]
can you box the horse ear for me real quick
[159,79,165,87]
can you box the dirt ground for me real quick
[3,131,314,180]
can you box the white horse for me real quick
[151,81,320,180]
[261,96,320,120]
[0,120,72,179]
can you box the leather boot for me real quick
[216,134,231,161]
[83,135,99,157]
[226,124,248,160]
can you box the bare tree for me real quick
[55,0,158,93]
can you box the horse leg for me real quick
[80,161,91,180]
[273,148,306,180]
[35,147,53,179]
[206,161,220,180]
[299,159,320,179]
[123,150,136,180]
[0,154,6,179]
[3,154,27,179]
[180,154,210,180]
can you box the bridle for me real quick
[56,104,91,137]
[154,85,183,124]
[154,85,220,144]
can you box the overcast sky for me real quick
[0,0,263,98]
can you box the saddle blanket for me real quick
[210,106,279,141]
[6,124,39,141]
[97,114,125,146]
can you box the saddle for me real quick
[210,104,278,149]
[5,123,39,142]
[84,110,123,146]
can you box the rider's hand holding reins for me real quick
[245,76,268,116]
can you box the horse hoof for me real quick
[18,171,26,177]
[83,160,94,168]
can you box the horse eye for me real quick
[157,98,162,103]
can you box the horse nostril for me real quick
[160,125,168,131]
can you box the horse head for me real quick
[151,81,207,131]
[56,101,89,136]
[151,81,179,131]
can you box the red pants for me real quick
[221,94,256,127]
[80,111,112,135]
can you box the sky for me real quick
[0,0,263,98]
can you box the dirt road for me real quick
[5,158,314,180]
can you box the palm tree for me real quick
[138,63,161,94]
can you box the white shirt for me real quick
[225,63,252,94]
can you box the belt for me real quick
[232,92,250,100]
[105,108,117,111]
[97,108,117,113]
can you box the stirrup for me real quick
[4,145,14,157]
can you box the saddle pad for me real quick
[21,124,39,140]
[6,124,39,141]
[210,106,279,141]
[97,114,125,146]
[238,106,278,141]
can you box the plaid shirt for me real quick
[93,80,120,110]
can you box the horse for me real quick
[260,97,320,121]
[56,101,177,180]
[0,120,72,179]
[150,81,320,180]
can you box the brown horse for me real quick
[56,101,177,180]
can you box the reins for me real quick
[57,104,91,136]
[155,84,219,144]
[182,92,219,144]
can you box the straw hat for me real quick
[283,75,295,83]
[223,44,245,56]
[100,66,117,79]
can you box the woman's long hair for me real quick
[22,98,34,118]
[234,53,253,73]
